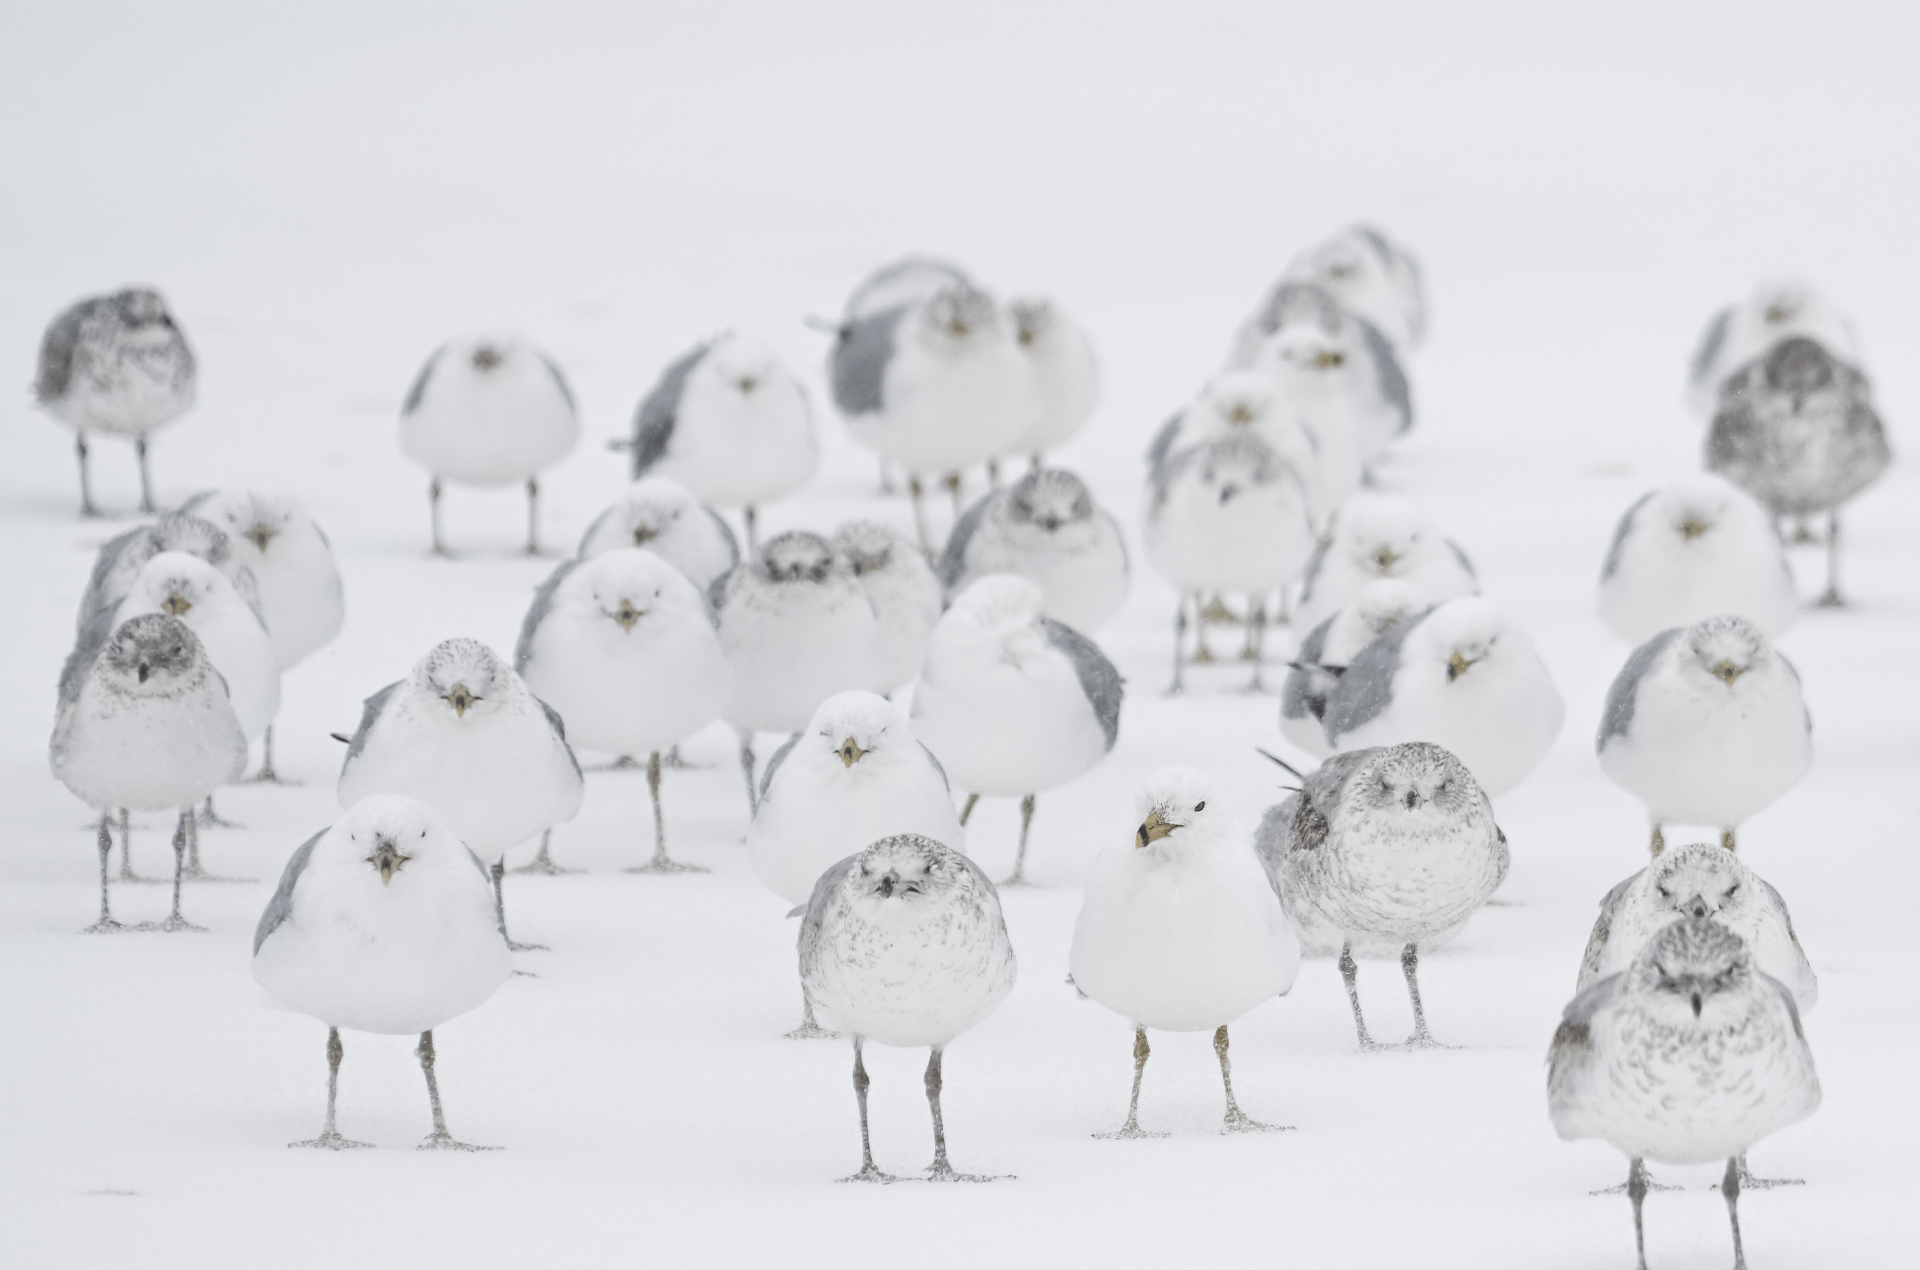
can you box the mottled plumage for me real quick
[940,468,1130,633]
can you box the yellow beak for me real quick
[442,684,477,716]
[1373,548,1400,573]
[1679,518,1709,540]
[1712,660,1745,686]
[246,524,277,552]
[1137,810,1176,848]
[161,591,192,616]
[838,737,868,767]
[1313,349,1345,369]
[613,600,643,631]
[1228,404,1255,424]
[632,523,657,545]
[366,840,412,885]
[1446,651,1476,682]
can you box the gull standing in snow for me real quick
[182,488,346,783]
[1069,768,1298,1137]
[1687,280,1860,418]
[833,520,943,695]
[912,575,1121,886]
[1270,224,1427,355]
[516,549,730,873]
[35,287,195,516]
[1294,493,1477,634]
[75,510,260,641]
[1322,596,1563,798]
[577,475,740,593]
[1548,918,1820,1270]
[939,468,1129,634]
[52,615,247,932]
[618,332,817,552]
[750,690,963,1037]
[1256,742,1507,1047]
[253,794,510,1150]
[1597,473,1799,644]
[828,276,1039,552]
[1597,615,1811,856]
[1003,297,1098,471]
[1706,336,1892,606]
[338,638,583,951]
[713,530,884,813]
[399,333,580,556]
[1145,371,1342,529]
[800,833,1016,1182]
[1279,578,1432,759]
[1144,430,1317,692]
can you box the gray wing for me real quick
[1043,619,1122,749]
[950,847,1005,902]
[401,344,445,416]
[705,505,742,570]
[536,696,584,780]
[514,558,581,674]
[918,742,952,794]
[1599,491,1654,582]
[828,306,903,416]
[342,681,402,767]
[755,731,803,807]
[58,608,120,709]
[1321,612,1426,743]
[253,827,328,955]
[1144,412,1183,475]
[936,494,995,589]
[797,854,860,974]
[1578,873,1641,988]
[630,343,708,478]
[1298,749,1373,829]
[1445,538,1476,581]
[76,524,152,633]
[1295,537,1333,609]
[1689,307,1733,387]
[1250,798,1295,900]
[576,504,616,557]
[1549,973,1623,1078]
[1356,316,1412,434]
[34,298,95,402]
[1279,613,1338,725]
[706,565,737,617]
[1596,628,1679,752]
[539,353,577,415]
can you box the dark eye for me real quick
[1193,801,1205,812]
[1726,884,1739,897]
[1656,886,1671,899]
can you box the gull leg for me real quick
[908,477,934,558]
[244,723,298,785]
[1650,823,1666,857]
[83,814,124,933]
[510,828,579,875]
[115,807,146,883]
[135,435,156,514]
[1094,1027,1167,1139]
[944,471,964,520]
[1194,595,1219,662]
[1241,597,1267,692]
[1400,943,1449,1048]
[1732,1150,1804,1190]
[492,860,547,952]
[1168,598,1188,695]
[149,809,206,932]
[738,732,759,816]
[879,458,898,496]
[415,1030,497,1151]
[76,433,101,518]
[784,988,839,1040]
[1629,1158,1651,1270]
[182,801,250,881]
[291,1028,372,1149]
[1815,510,1843,607]
[924,1047,1004,1181]
[1594,1153,1682,1196]
[1721,829,1737,853]
[959,792,979,826]
[838,1038,899,1183]
[1341,942,1383,1051]
[985,458,1001,491]
[1000,794,1036,887]
[197,792,243,830]
[1216,1025,1285,1132]
[525,477,541,555]
[1029,451,1044,475]
[430,478,449,557]
[628,752,707,873]
[1723,1156,1748,1270]
[744,504,759,555]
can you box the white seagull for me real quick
[253,794,511,1150]
[1687,279,1860,418]
[800,833,1017,1182]
[1272,224,1427,355]
[940,467,1130,635]
[577,475,740,593]
[35,287,196,516]
[1004,296,1099,469]
[1145,371,1340,529]
[833,520,943,695]
[399,333,580,556]
[911,575,1122,885]
[1279,579,1432,759]
[1597,615,1811,855]
[1294,493,1477,634]
[76,510,261,641]
[1069,768,1299,1137]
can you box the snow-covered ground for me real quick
[3,2,1917,1265]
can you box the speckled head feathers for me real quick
[758,530,841,584]
[99,613,206,692]
[1005,468,1094,531]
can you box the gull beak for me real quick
[948,319,971,338]
[1765,303,1794,323]
[1373,548,1400,573]
[246,524,277,552]
[1136,810,1176,848]
[1690,991,1703,1018]
[875,870,900,898]
[137,661,151,683]
[1040,517,1061,532]
[1403,789,1424,810]
[612,600,643,631]
[1712,661,1745,686]
[1685,893,1710,920]
[632,523,657,546]
[1228,404,1255,425]
[1446,651,1476,682]
[442,684,477,716]
[736,375,758,394]
[1313,349,1345,369]
[837,737,868,768]
[366,838,412,886]
[161,591,192,616]
[1679,518,1710,541]
[1218,484,1239,505]
[472,346,502,370]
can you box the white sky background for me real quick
[2,3,1917,1267]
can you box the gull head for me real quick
[1202,371,1279,429]
[1005,468,1095,535]
[1685,614,1767,689]
[575,549,681,634]
[1133,766,1220,850]
[832,520,901,578]
[848,833,966,909]
[1628,917,1753,1026]
[417,638,510,720]
[1355,741,1480,823]
[102,614,203,692]
[1336,495,1431,578]
[758,530,839,585]
[918,283,999,351]
[1649,842,1751,924]
[1761,335,1839,399]
[806,690,903,770]
[1008,297,1056,348]
[707,331,779,397]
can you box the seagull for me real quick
[577,475,740,593]
[515,548,730,873]
[182,487,346,783]
[750,690,964,1038]
[1598,615,1812,855]
[712,530,885,813]
[800,833,1017,1182]
[1706,335,1892,606]
[34,287,195,516]
[337,638,583,951]
[1548,918,1820,1270]
[833,520,943,695]
[51,615,247,932]
[910,575,1121,885]
[1597,473,1799,644]
[1279,578,1433,759]
[1294,493,1477,634]
[1687,279,1861,418]
[939,467,1130,634]
[253,793,511,1150]
[1271,224,1427,355]
[1004,296,1099,469]
[1322,596,1563,798]
[1069,767,1299,1137]
[617,331,817,552]
[827,276,1039,552]
[1257,742,1507,1048]
[1144,371,1341,530]
[398,333,580,556]
[75,510,261,642]
[1143,430,1317,692]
